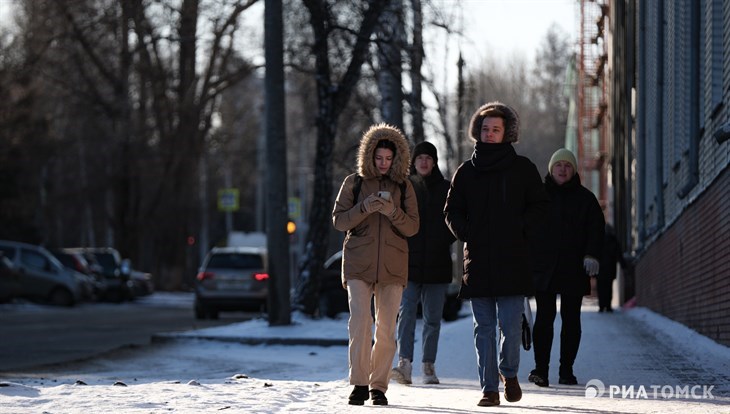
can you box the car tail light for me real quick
[197,271,215,281]
[253,272,269,281]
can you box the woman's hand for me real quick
[361,194,384,214]
[378,195,396,216]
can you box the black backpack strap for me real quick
[352,174,363,203]
[399,181,407,213]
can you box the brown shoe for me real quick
[500,374,522,402]
[477,391,500,407]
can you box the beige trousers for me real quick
[347,279,403,393]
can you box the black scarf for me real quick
[470,142,516,172]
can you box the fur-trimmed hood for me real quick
[356,123,411,183]
[468,101,520,143]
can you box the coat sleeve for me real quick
[387,179,420,237]
[332,175,369,232]
[523,162,550,240]
[583,191,606,259]
[444,166,470,242]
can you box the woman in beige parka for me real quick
[332,123,419,406]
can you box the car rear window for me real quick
[93,253,117,272]
[207,253,263,269]
[0,246,15,261]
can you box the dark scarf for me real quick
[471,142,516,172]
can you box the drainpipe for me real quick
[677,0,700,198]
[654,0,665,231]
[636,0,646,246]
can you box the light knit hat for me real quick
[548,148,578,172]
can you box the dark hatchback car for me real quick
[319,250,463,321]
[0,253,21,303]
[50,249,104,301]
[63,247,134,302]
[194,246,268,319]
[0,240,82,306]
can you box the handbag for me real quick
[522,296,533,351]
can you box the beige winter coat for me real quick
[332,124,419,287]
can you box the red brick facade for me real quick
[635,166,730,346]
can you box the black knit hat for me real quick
[412,141,438,164]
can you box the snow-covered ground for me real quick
[1,293,729,413]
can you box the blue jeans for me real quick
[396,281,448,363]
[470,296,524,393]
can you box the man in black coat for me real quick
[445,102,549,407]
[528,148,605,387]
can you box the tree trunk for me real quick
[294,0,390,316]
[408,0,423,143]
[377,0,404,129]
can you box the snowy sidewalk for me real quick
[1,298,729,413]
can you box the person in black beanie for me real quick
[391,141,455,386]
[444,102,549,407]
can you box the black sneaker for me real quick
[348,385,369,405]
[559,375,578,385]
[370,389,388,406]
[528,370,549,387]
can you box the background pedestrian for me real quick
[391,141,455,385]
[528,148,605,387]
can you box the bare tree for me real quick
[293,0,390,316]
[126,0,259,288]
[2,0,261,289]
[526,23,571,176]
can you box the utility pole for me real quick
[264,0,291,326]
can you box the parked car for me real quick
[63,247,134,302]
[194,246,268,319]
[318,250,348,318]
[319,250,463,321]
[0,253,21,303]
[0,240,82,306]
[50,249,104,301]
[125,259,155,297]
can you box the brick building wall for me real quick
[635,165,730,346]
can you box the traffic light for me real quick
[287,219,297,235]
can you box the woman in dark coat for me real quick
[391,141,455,386]
[444,102,549,407]
[528,148,605,387]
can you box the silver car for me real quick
[194,246,268,319]
[0,240,82,306]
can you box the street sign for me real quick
[288,197,301,220]
[218,188,240,212]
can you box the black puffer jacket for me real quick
[407,166,455,284]
[531,173,605,296]
[444,142,549,298]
